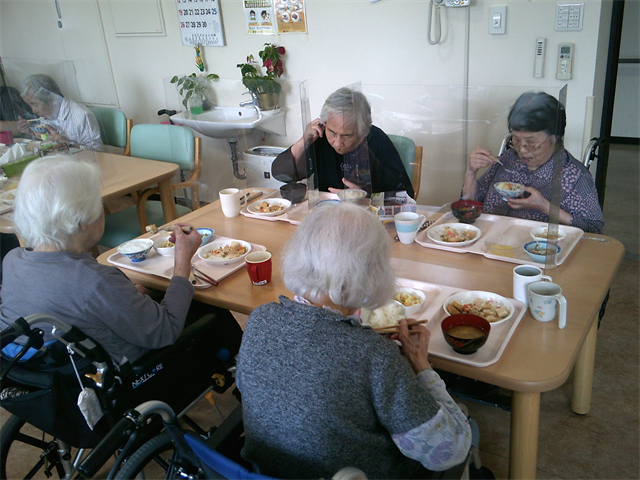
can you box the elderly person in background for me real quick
[462,91,603,234]
[16,74,103,151]
[236,203,471,479]
[0,155,242,364]
[272,87,414,198]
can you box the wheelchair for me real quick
[0,311,242,479]
[79,399,370,480]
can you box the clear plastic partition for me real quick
[543,85,567,270]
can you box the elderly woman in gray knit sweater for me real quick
[236,202,471,479]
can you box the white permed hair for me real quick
[14,155,103,249]
[281,202,395,310]
[319,87,372,139]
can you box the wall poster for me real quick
[274,0,307,34]
[176,0,226,46]
[244,0,276,35]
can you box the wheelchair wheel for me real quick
[0,414,66,479]
[114,431,200,480]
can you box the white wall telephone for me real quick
[429,0,470,45]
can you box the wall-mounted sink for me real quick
[170,106,286,139]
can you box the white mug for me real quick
[512,265,552,307]
[394,212,426,244]
[528,281,567,329]
[219,188,246,218]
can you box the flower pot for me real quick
[257,92,279,111]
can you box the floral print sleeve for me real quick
[391,370,472,471]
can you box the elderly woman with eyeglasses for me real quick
[272,87,414,198]
[236,202,471,479]
[462,91,603,234]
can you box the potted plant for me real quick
[170,73,219,114]
[237,43,285,111]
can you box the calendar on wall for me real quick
[176,0,226,47]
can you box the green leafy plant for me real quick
[237,44,285,96]
[170,73,219,110]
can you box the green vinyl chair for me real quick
[99,124,202,248]
[87,106,132,155]
[388,134,423,198]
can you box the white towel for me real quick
[0,144,27,166]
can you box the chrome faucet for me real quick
[239,91,258,107]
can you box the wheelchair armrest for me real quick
[129,314,219,377]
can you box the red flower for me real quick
[277,46,285,55]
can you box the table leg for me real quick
[509,391,540,479]
[158,179,178,223]
[571,320,598,414]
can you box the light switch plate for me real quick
[489,6,507,35]
[556,3,584,31]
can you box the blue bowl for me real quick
[524,241,561,263]
[117,238,154,262]
[197,228,214,246]
[493,182,525,200]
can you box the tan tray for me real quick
[108,234,266,289]
[240,191,344,225]
[393,277,526,367]
[415,212,583,266]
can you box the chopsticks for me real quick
[373,318,429,334]
[192,266,219,287]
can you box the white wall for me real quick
[0,0,612,205]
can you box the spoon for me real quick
[494,158,517,174]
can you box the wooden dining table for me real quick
[97,192,624,479]
[0,150,179,235]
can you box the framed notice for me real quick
[176,0,226,46]
[244,0,276,35]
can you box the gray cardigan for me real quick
[236,296,468,479]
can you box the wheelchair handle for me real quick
[77,410,143,478]
[0,317,31,349]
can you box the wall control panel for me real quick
[556,43,574,80]
[489,6,507,35]
[556,3,584,31]
[534,38,546,78]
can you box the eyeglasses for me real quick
[510,134,550,152]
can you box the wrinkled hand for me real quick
[16,117,31,135]
[171,224,201,279]
[303,118,325,145]
[328,178,362,193]
[395,318,432,374]
[507,186,549,214]
[467,147,498,174]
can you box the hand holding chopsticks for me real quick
[373,318,429,334]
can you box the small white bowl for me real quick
[530,226,567,244]
[393,287,426,317]
[493,182,525,200]
[153,236,175,256]
[198,239,252,264]
[337,189,367,202]
[117,238,154,262]
[360,300,407,329]
[524,241,561,263]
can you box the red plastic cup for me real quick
[0,131,13,145]
[246,251,272,286]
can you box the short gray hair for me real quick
[15,155,103,249]
[320,88,372,138]
[21,74,63,103]
[281,202,395,310]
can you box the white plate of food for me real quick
[443,291,515,325]
[247,198,291,217]
[426,223,481,247]
[198,239,252,264]
[0,190,16,205]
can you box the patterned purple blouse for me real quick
[474,148,604,234]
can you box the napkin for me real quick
[0,144,28,166]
